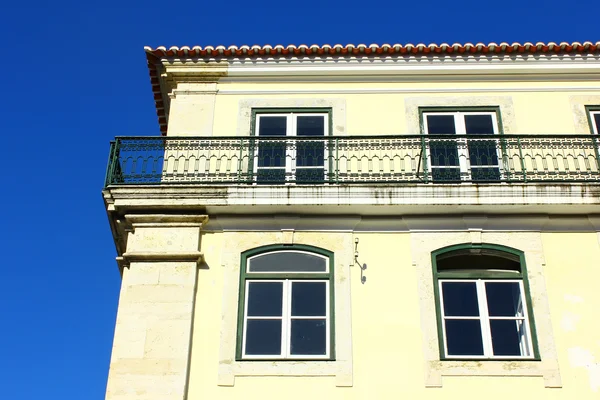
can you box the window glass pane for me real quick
[485,282,523,317]
[258,116,287,136]
[437,253,521,272]
[249,252,327,272]
[247,282,283,316]
[245,319,282,355]
[490,319,525,356]
[426,115,456,134]
[297,116,325,136]
[292,282,326,316]
[441,282,479,316]
[445,319,484,356]
[592,113,600,133]
[290,319,326,355]
[465,114,495,135]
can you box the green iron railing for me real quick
[104,135,600,187]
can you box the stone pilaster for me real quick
[105,214,207,400]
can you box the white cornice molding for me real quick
[202,214,597,233]
[224,54,600,78]
[218,86,600,95]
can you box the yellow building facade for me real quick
[103,42,600,399]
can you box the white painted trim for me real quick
[218,86,600,95]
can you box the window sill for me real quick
[425,359,561,388]
[218,360,351,387]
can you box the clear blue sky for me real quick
[0,0,596,398]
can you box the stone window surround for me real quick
[217,231,354,387]
[570,95,600,134]
[236,98,346,137]
[411,231,562,388]
[405,95,517,134]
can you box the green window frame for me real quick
[236,244,335,361]
[432,243,540,361]
[586,105,600,135]
[419,106,505,182]
[249,108,333,184]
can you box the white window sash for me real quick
[439,278,534,359]
[242,279,330,359]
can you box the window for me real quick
[588,107,600,135]
[422,109,502,182]
[432,244,539,360]
[237,245,334,360]
[252,110,330,184]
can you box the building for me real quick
[102,41,600,399]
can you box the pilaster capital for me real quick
[124,214,209,228]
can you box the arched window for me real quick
[236,245,334,360]
[432,244,539,360]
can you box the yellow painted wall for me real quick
[207,80,600,136]
[186,231,600,398]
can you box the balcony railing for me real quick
[104,135,600,187]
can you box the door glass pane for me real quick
[490,319,524,356]
[465,114,494,135]
[295,168,325,183]
[485,282,523,317]
[249,252,327,272]
[247,282,283,316]
[290,319,326,355]
[291,282,326,316]
[427,115,456,134]
[245,319,282,355]
[297,140,325,167]
[465,114,500,181]
[297,116,325,136]
[445,319,484,356]
[427,115,460,181]
[257,116,287,184]
[258,141,286,168]
[256,169,286,183]
[442,282,479,316]
[258,116,287,136]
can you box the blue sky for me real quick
[0,0,597,398]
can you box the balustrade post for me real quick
[104,140,116,187]
[420,135,429,183]
[517,137,527,182]
[335,138,339,184]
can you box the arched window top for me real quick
[248,250,328,273]
[433,244,525,278]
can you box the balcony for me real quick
[105,135,600,187]
[102,135,600,221]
